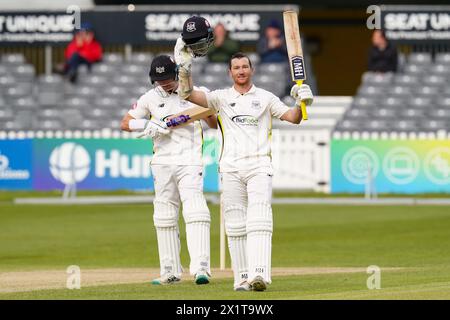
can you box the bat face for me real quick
[283,10,307,82]
[283,10,309,120]
[290,55,306,81]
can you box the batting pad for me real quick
[153,200,183,277]
[247,202,273,284]
[224,204,248,286]
[182,193,211,275]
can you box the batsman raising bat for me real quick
[174,16,313,291]
[120,54,217,285]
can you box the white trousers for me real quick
[151,164,211,278]
[221,167,273,287]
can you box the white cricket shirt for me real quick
[128,87,207,166]
[205,84,290,173]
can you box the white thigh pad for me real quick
[182,193,210,224]
[246,202,273,234]
[223,204,247,237]
[153,200,178,227]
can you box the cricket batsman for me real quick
[120,54,217,285]
[174,16,314,291]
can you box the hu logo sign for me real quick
[35,139,159,191]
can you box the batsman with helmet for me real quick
[121,54,217,285]
[174,16,314,291]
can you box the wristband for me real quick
[129,119,148,131]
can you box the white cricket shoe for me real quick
[194,270,210,285]
[249,276,267,291]
[233,281,252,291]
[151,273,181,285]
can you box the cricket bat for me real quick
[137,106,214,138]
[164,106,215,128]
[283,10,308,120]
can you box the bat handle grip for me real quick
[296,80,308,121]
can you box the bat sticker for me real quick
[166,114,191,127]
[291,56,305,81]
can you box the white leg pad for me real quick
[182,193,211,275]
[153,200,182,278]
[247,202,273,284]
[224,204,248,286]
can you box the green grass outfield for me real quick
[1,191,450,299]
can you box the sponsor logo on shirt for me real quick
[229,102,236,107]
[158,103,165,108]
[231,115,259,126]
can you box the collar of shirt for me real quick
[230,84,257,98]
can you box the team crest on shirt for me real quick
[180,100,189,108]
[251,100,261,110]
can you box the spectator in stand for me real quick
[207,23,240,63]
[367,29,398,73]
[257,19,288,63]
[55,22,103,83]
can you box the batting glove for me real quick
[142,119,170,139]
[290,84,314,106]
[174,37,193,73]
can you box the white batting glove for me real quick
[290,84,314,106]
[174,37,193,73]
[142,119,170,139]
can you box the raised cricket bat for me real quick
[283,10,308,120]
[137,106,214,138]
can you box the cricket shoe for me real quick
[249,276,267,291]
[194,270,210,285]
[233,281,252,292]
[151,273,181,285]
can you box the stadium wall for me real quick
[0,129,331,193]
[2,130,449,194]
